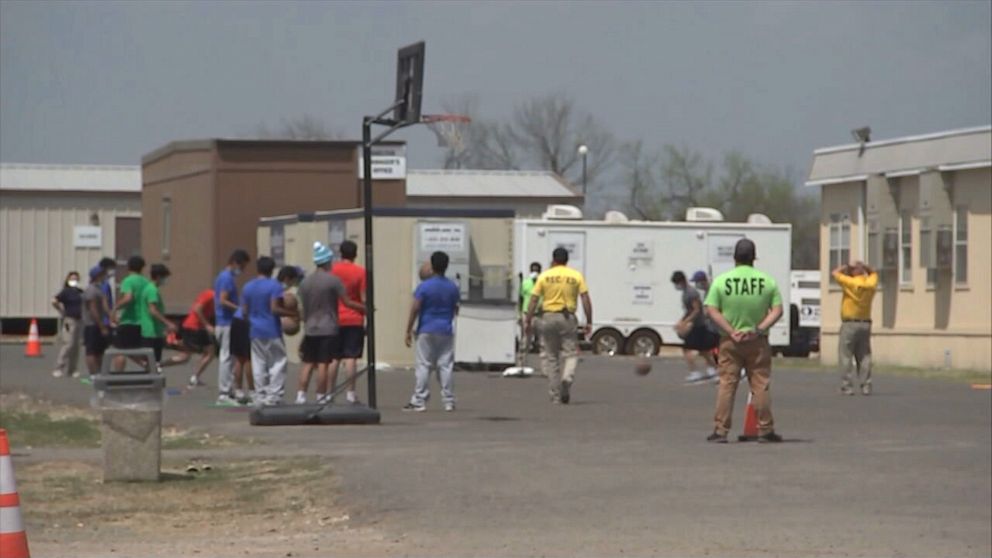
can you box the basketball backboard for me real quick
[394,41,425,125]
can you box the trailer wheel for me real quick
[625,329,662,357]
[590,329,625,356]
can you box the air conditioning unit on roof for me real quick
[543,205,583,220]
[685,207,724,222]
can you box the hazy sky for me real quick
[2,1,990,185]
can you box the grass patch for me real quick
[776,357,992,384]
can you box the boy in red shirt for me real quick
[330,240,367,404]
[177,289,217,387]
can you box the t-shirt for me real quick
[214,269,239,326]
[532,266,588,313]
[681,286,704,327]
[118,273,150,326]
[331,261,366,327]
[82,283,107,327]
[242,277,284,340]
[833,272,878,321]
[414,276,460,336]
[182,289,216,331]
[55,287,84,320]
[298,271,347,336]
[520,276,538,313]
[704,265,782,334]
[102,280,114,325]
[139,282,166,339]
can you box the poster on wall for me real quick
[357,145,407,179]
[632,284,654,305]
[419,222,466,253]
[270,224,285,266]
[73,226,102,248]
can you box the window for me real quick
[919,214,935,286]
[162,197,172,259]
[899,211,912,285]
[955,207,968,284]
[829,213,850,284]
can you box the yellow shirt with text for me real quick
[833,272,878,321]
[532,266,588,313]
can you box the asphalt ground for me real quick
[1,344,990,557]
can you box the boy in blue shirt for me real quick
[214,249,251,406]
[242,256,297,407]
[403,251,461,412]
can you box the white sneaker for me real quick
[216,394,239,407]
[295,391,307,405]
[685,371,706,383]
[52,370,64,378]
[444,402,456,412]
[316,393,333,405]
[705,367,718,381]
[70,371,81,379]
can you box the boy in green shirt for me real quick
[140,264,179,368]
[112,256,150,371]
[703,239,784,443]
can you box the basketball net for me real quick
[422,114,471,154]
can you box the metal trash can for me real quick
[92,348,164,481]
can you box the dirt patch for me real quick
[17,457,401,558]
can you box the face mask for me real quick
[674,285,683,292]
[107,270,115,279]
[530,271,539,279]
[68,279,80,288]
[232,268,242,276]
[159,278,168,287]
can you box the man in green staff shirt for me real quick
[703,238,784,444]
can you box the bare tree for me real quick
[255,115,344,140]
[437,95,521,170]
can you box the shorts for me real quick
[142,337,165,363]
[84,325,110,356]
[114,324,143,350]
[230,318,251,360]
[338,326,365,359]
[684,324,720,352]
[300,335,341,364]
[181,327,216,354]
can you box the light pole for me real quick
[577,144,589,195]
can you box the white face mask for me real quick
[530,271,539,279]
[68,279,80,288]
[107,270,115,279]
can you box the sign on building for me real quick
[73,226,102,248]
[357,145,407,180]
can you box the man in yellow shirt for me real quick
[525,248,593,404]
[832,261,878,395]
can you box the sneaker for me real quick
[861,383,872,396]
[840,386,855,396]
[295,392,307,405]
[444,402,456,412]
[216,394,239,407]
[238,392,254,406]
[758,431,784,443]
[685,371,706,383]
[156,364,164,374]
[79,377,93,386]
[234,389,246,401]
[316,393,334,405]
[402,403,426,412]
[705,368,718,381]
[52,370,64,378]
[71,371,81,379]
[560,381,572,404]
[707,431,728,443]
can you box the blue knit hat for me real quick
[313,241,334,265]
[89,265,104,280]
[691,270,708,283]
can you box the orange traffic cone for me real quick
[738,391,759,442]
[23,320,42,358]
[0,429,31,558]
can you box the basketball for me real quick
[634,358,652,376]
[282,292,300,335]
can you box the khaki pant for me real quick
[539,313,578,401]
[839,321,872,390]
[713,336,774,436]
[55,317,82,375]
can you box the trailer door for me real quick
[707,233,744,279]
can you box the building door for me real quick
[115,217,142,273]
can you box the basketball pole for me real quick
[362,100,408,410]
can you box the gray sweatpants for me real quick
[215,325,234,396]
[251,338,288,405]
[410,333,455,406]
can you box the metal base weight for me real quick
[249,403,381,426]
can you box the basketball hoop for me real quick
[422,114,471,153]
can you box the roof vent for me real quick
[747,213,772,224]
[604,210,629,223]
[543,204,584,220]
[685,207,724,222]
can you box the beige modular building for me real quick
[258,208,517,367]
[0,164,142,329]
[405,169,583,217]
[806,125,991,371]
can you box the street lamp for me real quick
[577,144,589,195]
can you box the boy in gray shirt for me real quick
[82,265,112,376]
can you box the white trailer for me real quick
[783,270,821,357]
[514,210,793,356]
